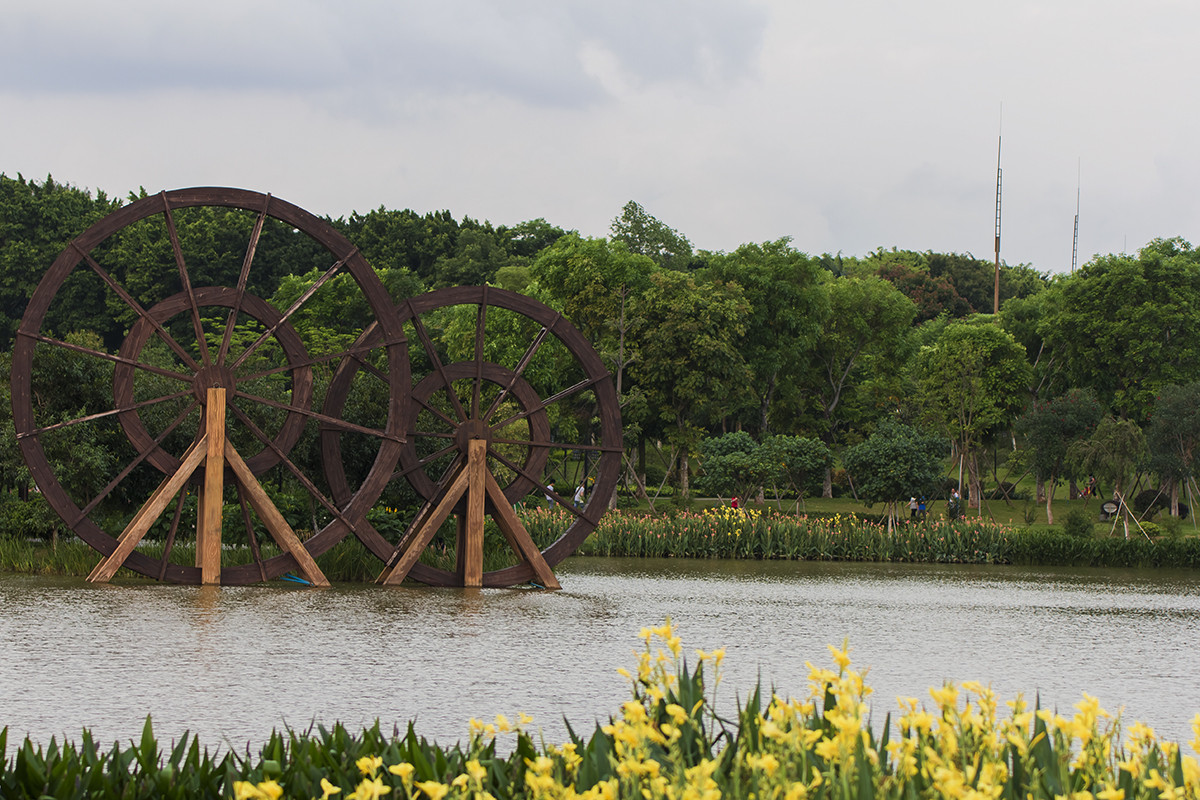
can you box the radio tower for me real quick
[993,116,1002,314]
[1071,160,1080,272]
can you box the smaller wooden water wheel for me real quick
[10,188,407,584]
[323,287,622,588]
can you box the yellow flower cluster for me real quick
[235,623,1200,800]
[701,505,761,522]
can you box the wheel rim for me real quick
[11,188,407,584]
[323,285,621,586]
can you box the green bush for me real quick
[1060,508,1095,539]
[642,462,667,489]
[0,494,67,540]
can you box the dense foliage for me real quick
[4,172,1200,529]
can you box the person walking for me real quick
[573,484,585,508]
[545,483,555,508]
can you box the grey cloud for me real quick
[2,1,767,109]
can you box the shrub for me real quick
[642,462,667,489]
[0,493,67,540]
[1133,488,1168,518]
[1060,508,1095,539]
[1138,521,1163,539]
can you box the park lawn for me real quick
[623,491,1199,537]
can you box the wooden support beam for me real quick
[199,388,226,585]
[224,441,330,587]
[377,493,443,584]
[378,461,470,585]
[484,468,560,589]
[88,436,208,583]
[461,438,486,587]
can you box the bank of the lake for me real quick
[5,507,1200,581]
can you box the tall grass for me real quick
[5,506,1200,580]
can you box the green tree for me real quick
[431,224,519,287]
[1014,389,1103,524]
[761,434,832,512]
[1040,238,1200,422]
[917,321,1031,509]
[1146,382,1200,517]
[610,201,693,271]
[631,271,750,498]
[695,432,771,503]
[842,420,948,530]
[531,235,657,493]
[336,207,459,284]
[1068,415,1148,537]
[498,218,570,259]
[803,274,917,494]
[0,174,121,348]
[701,239,828,434]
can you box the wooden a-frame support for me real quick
[377,438,560,589]
[87,388,330,586]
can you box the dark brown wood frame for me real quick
[11,190,621,589]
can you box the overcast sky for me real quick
[4,1,1198,273]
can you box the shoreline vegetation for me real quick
[3,504,1200,582]
[2,622,1199,799]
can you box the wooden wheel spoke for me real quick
[472,290,488,418]
[232,389,403,442]
[157,491,187,581]
[227,400,361,526]
[490,375,605,431]
[20,389,193,439]
[239,333,403,383]
[160,192,213,368]
[489,436,621,455]
[228,250,357,370]
[19,332,194,384]
[70,242,202,372]
[406,301,468,423]
[17,188,408,585]
[486,446,588,522]
[217,198,270,364]
[235,482,268,582]
[72,401,199,523]
[480,318,557,422]
[413,392,461,431]
[390,443,458,481]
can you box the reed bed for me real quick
[5,506,1200,580]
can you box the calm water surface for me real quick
[1,558,1198,752]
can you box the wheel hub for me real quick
[455,418,492,452]
[192,365,238,404]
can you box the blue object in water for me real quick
[280,573,312,586]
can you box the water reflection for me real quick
[1,559,1198,753]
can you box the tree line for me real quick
[3,172,1199,531]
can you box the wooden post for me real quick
[377,439,560,589]
[462,438,486,587]
[87,438,208,583]
[198,388,226,585]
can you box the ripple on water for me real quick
[1,559,1199,751]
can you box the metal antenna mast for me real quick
[1071,159,1080,272]
[993,106,1003,313]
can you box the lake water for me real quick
[1,557,1198,753]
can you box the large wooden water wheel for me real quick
[322,286,622,587]
[11,188,407,584]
